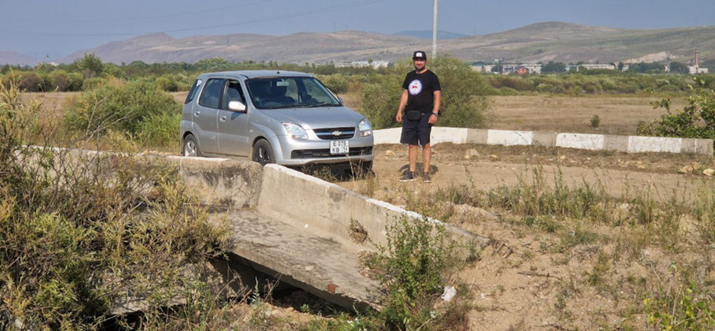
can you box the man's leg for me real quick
[409,144,418,172]
[422,143,431,174]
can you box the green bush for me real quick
[18,72,46,92]
[359,73,404,129]
[64,80,181,144]
[360,56,490,130]
[637,91,715,143]
[155,74,179,92]
[137,110,182,147]
[81,77,108,90]
[0,79,231,330]
[370,216,459,330]
[319,74,349,94]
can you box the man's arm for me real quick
[428,90,441,124]
[396,89,408,122]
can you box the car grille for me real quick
[291,147,373,159]
[313,127,355,140]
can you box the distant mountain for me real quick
[394,30,468,40]
[50,22,715,65]
[0,52,38,66]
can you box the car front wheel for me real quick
[252,139,274,165]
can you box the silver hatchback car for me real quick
[180,70,374,171]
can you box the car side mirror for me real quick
[228,101,247,112]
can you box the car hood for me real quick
[261,106,364,129]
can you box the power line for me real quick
[0,0,386,37]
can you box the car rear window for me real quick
[184,79,202,104]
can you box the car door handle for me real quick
[219,115,227,122]
[194,111,200,116]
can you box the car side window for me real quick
[198,78,224,109]
[221,80,246,110]
[184,79,202,104]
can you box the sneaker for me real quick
[399,171,416,182]
[422,173,431,183]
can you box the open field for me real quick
[488,95,688,135]
[335,143,715,330]
[25,91,686,136]
[18,91,715,330]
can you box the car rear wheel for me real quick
[252,139,274,165]
[183,134,200,157]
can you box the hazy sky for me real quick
[1,0,714,59]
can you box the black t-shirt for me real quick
[402,70,441,113]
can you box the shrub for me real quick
[18,72,46,92]
[590,114,600,128]
[370,216,460,330]
[64,80,181,145]
[155,74,179,92]
[81,77,108,90]
[0,78,231,330]
[637,91,715,143]
[137,110,182,147]
[320,74,349,94]
[360,55,490,130]
[359,73,404,129]
[48,70,71,91]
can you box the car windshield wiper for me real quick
[306,103,338,108]
[267,104,301,109]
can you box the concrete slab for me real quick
[487,129,534,146]
[681,138,714,155]
[223,209,379,309]
[168,158,263,209]
[556,133,605,150]
[466,129,489,144]
[431,127,469,144]
[373,128,401,145]
[533,131,557,147]
[627,136,681,154]
[603,135,629,152]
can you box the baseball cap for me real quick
[412,51,427,60]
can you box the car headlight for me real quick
[283,122,308,140]
[358,118,373,137]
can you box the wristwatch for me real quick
[431,112,439,117]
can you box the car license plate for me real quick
[330,140,349,155]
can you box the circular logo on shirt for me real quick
[408,79,422,96]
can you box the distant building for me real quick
[567,63,616,71]
[689,50,708,74]
[689,66,708,74]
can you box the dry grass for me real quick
[488,95,689,135]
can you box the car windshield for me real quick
[246,77,341,109]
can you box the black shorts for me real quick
[400,112,432,146]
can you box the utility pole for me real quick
[432,0,438,60]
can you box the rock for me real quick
[385,150,395,156]
[679,166,693,174]
[559,155,567,161]
[464,149,480,159]
[704,168,715,177]
[635,161,647,170]
[692,162,702,171]
[489,154,500,161]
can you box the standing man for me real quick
[396,50,441,183]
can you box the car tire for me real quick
[183,134,201,157]
[252,139,274,166]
